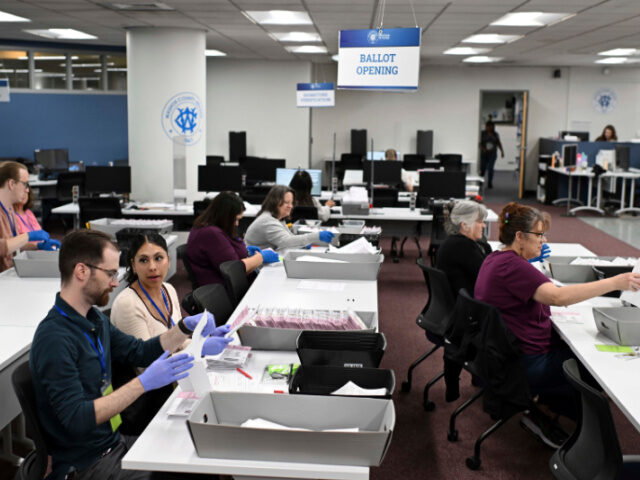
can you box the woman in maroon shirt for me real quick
[186,191,277,287]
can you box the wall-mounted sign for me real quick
[592,88,617,114]
[0,79,9,102]
[337,27,421,91]
[296,82,335,107]
[161,91,203,145]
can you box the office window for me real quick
[0,50,29,88]
[33,52,68,90]
[106,55,126,91]
[72,54,102,90]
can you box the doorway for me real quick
[479,90,529,199]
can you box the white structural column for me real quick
[127,27,206,202]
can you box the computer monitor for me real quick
[34,148,69,171]
[243,158,286,184]
[562,144,577,167]
[113,159,129,167]
[615,145,630,171]
[363,160,402,186]
[419,171,466,199]
[85,166,131,194]
[276,168,322,196]
[198,165,242,192]
[366,151,385,161]
[561,131,589,142]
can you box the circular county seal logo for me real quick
[592,88,617,114]
[161,92,203,145]
[367,30,378,44]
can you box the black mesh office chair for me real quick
[78,197,122,227]
[550,359,640,480]
[427,202,447,265]
[290,206,318,222]
[192,283,235,327]
[401,259,456,410]
[55,172,85,203]
[206,155,224,166]
[436,154,463,172]
[12,362,50,480]
[219,260,249,307]
[402,154,426,171]
[193,199,211,219]
[177,244,199,290]
[372,188,398,208]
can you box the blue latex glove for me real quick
[529,243,551,263]
[246,245,262,257]
[261,249,279,264]
[319,231,334,243]
[37,239,61,251]
[201,335,233,356]
[183,311,217,337]
[138,351,194,392]
[28,230,50,243]
[212,324,231,337]
[304,244,312,250]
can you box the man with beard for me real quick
[30,229,230,480]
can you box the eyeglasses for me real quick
[524,231,547,238]
[15,180,30,189]
[84,263,119,281]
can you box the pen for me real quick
[236,367,252,379]
[273,390,285,394]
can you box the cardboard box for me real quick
[187,391,394,467]
[283,251,383,281]
[13,250,59,278]
[238,311,377,351]
[593,307,640,346]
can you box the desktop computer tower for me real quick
[417,130,433,158]
[229,131,246,163]
[351,129,367,156]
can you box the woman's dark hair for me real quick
[258,185,293,218]
[498,202,545,245]
[125,232,168,284]
[596,124,618,141]
[193,191,245,237]
[485,121,495,132]
[289,170,313,207]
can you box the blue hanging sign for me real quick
[296,82,335,107]
[337,27,421,91]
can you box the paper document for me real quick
[177,310,211,396]
[297,280,345,292]
[328,237,379,255]
[343,170,364,186]
[331,381,387,397]
[241,418,359,433]
[166,391,200,417]
[294,255,348,263]
[620,259,640,308]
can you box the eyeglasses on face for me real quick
[524,231,547,238]
[15,180,30,189]
[84,263,119,281]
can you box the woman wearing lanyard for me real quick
[0,161,58,272]
[14,188,42,237]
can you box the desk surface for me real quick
[488,241,596,257]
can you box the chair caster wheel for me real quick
[423,400,435,411]
[401,381,411,393]
[466,456,481,470]
[447,430,458,442]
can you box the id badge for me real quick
[100,382,123,432]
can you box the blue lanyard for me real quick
[137,279,174,327]
[54,304,107,382]
[15,212,36,232]
[0,201,17,237]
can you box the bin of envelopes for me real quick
[89,218,173,237]
[289,365,395,399]
[296,331,387,368]
[13,250,60,277]
[283,250,383,281]
[547,256,636,284]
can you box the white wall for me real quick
[206,59,311,168]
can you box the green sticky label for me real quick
[595,344,633,353]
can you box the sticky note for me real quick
[595,344,633,353]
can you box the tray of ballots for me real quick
[547,256,636,284]
[186,391,394,467]
[289,366,395,399]
[593,307,640,346]
[234,306,377,351]
[296,331,386,368]
[283,249,383,281]
[291,219,323,234]
[88,218,173,237]
[13,250,60,277]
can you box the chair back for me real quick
[206,155,224,166]
[427,202,448,264]
[340,153,364,170]
[402,154,426,171]
[291,205,318,222]
[193,199,211,219]
[549,359,622,480]
[436,154,463,172]
[78,197,122,226]
[12,362,49,480]
[219,260,249,307]
[177,244,199,290]
[192,283,235,327]
[415,258,456,338]
[372,188,399,208]
[55,172,85,203]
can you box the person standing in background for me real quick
[479,121,504,189]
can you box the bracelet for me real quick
[177,319,191,336]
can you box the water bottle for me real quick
[331,176,338,194]
[409,192,416,211]
[72,185,79,204]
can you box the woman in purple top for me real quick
[475,202,640,444]
[186,191,278,287]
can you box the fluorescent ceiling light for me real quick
[244,10,312,26]
[285,45,327,54]
[462,34,522,44]
[271,31,321,42]
[0,10,30,22]
[463,56,503,63]
[23,55,80,61]
[491,12,575,27]
[331,54,339,62]
[444,47,490,55]
[205,49,226,56]
[595,57,629,64]
[24,28,97,40]
[598,48,638,56]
